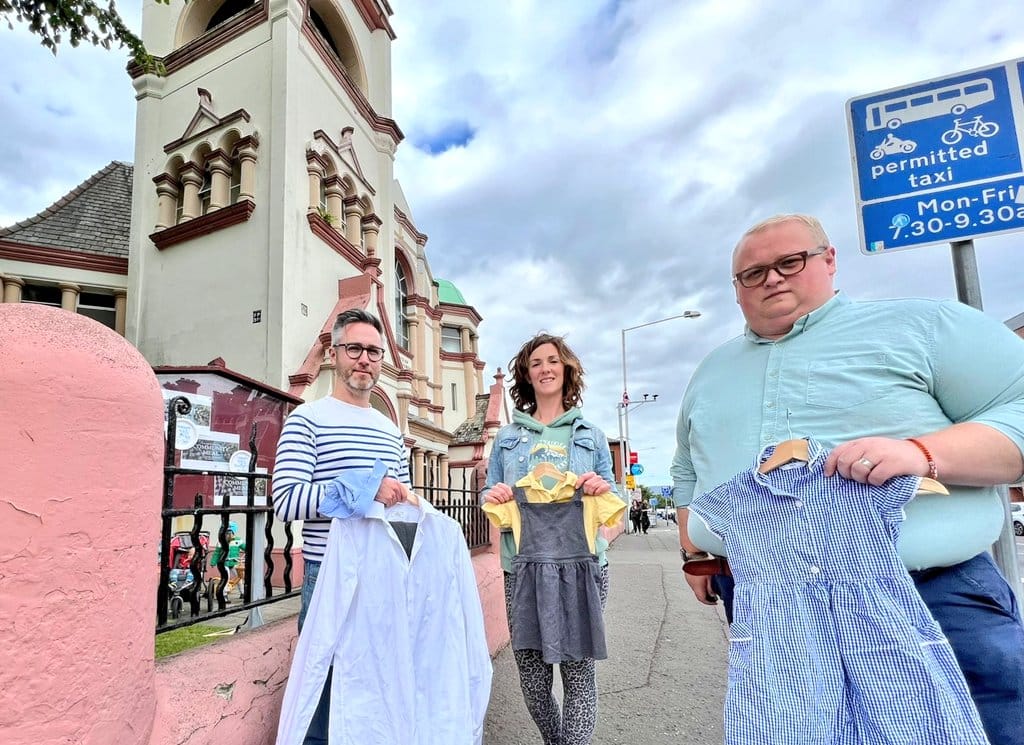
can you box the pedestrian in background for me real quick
[629,498,643,534]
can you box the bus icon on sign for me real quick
[865,78,994,131]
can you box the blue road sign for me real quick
[630,463,644,476]
[847,58,1024,254]
[660,486,672,498]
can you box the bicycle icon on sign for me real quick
[941,116,999,145]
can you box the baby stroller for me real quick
[167,531,210,619]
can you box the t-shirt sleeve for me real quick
[481,501,516,529]
[688,480,733,540]
[592,492,626,527]
[869,474,921,522]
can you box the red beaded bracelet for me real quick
[906,438,938,480]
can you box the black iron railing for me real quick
[157,396,299,634]
[158,399,491,633]
[418,486,491,551]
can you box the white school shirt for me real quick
[276,498,492,745]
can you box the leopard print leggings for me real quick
[504,566,610,745]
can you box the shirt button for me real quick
[521,436,529,442]
[518,456,525,462]
[794,500,803,508]
[809,566,820,575]
[766,402,774,408]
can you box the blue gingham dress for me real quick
[689,438,989,745]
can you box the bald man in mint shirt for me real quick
[671,214,1024,745]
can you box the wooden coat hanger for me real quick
[530,462,564,482]
[916,477,948,495]
[756,434,948,495]
[758,439,810,474]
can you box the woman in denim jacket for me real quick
[482,333,621,745]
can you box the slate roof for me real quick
[451,393,490,445]
[0,161,133,258]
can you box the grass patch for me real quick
[156,624,232,659]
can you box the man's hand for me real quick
[483,483,514,504]
[823,436,927,486]
[375,477,407,508]
[576,471,610,495]
[683,571,718,606]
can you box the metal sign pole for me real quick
[950,240,983,309]
[949,239,1022,612]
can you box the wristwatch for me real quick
[680,547,710,562]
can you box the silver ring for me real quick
[858,458,874,468]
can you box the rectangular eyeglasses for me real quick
[334,343,385,361]
[733,246,828,288]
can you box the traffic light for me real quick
[629,451,639,464]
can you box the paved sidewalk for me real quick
[484,522,729,744]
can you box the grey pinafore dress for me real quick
[509,486,607,664]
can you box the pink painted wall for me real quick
[473,523,510,655]
[150,623,294,745]
[0,305,165,745]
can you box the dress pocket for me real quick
[727,622,753,678]
[805,353,889,409]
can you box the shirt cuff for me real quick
[319,460,387,518]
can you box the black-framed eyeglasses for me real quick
[334,343,385,362]
[733,246,828,288]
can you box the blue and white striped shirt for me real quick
[272,396,411,563]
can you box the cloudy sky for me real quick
[3,1,1024,489]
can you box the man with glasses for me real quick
[671,214,1024,744]
[273,308,411,745]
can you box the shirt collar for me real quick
[751,437,827,489]
[743,291,848,344]
[364,495,440,523]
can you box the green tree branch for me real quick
[1,0,169,71]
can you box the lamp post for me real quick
[618,310,701,528]
[617,395,657,533]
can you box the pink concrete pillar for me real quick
[0,304,164,745]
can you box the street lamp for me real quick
[617,310,701,528]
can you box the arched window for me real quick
[304,0,368,94]
[198,165,213,215]
[309,9,342,60]
[395,260,409,348]
[229,158,242,204]
[206,0,256,31]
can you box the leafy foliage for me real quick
[0,0,168,71]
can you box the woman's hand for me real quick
[483,483,514,504]
[576,471,610,495]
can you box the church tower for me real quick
[127,0,403,387]
[126,0,494,488]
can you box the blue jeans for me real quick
[718,552,1024,744]
[298,560,331,745]
[911,553,1024,745]
[710,573,735,624]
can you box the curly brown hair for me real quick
[507,333,586,414]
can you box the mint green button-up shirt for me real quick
[671,292,1024,570]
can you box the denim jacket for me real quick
[481,417,618,499]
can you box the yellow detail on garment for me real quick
[482,470,626,553]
